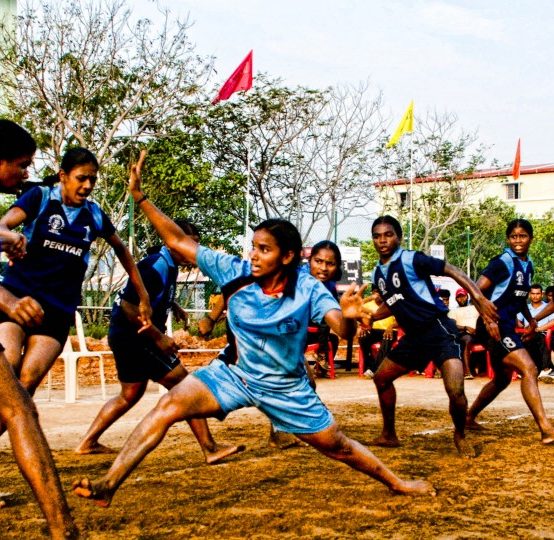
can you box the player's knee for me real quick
[321,431,353,459]
[155,392,186,423]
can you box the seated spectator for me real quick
[517,284,554,380]
[359,288,398,377]
[454,288,469,308]
[448,289,480,379]
[546,286,554,304]
[438,289,451,308]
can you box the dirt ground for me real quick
[1,352,554,539]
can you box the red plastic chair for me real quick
[357,329,403,377]
[467,343,493,379]
[306,327,336,379]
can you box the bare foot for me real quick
[204,444,246,465]
[72,477,112,508]
[541,430,554,445]
[465,418,488,431]
[391,480,436,496]
[268,430,304,450]
[0,499,5,509]
[370,436,401,448]
[75,442,116,455]
[454,432,476,458]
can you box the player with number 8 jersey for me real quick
[466,219,554,444]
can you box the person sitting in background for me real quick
[438,289,451,308]
[358,287,398,378]
[455,288,470,308]
[517,284,554,381]
[448,288,480,379]
[304,240,342,377]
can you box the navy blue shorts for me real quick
[388,316,462,371]
[0,283,72,345]
[108,333,181,383]
[475,317,523,369]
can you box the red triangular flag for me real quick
[211,50,253,104]
[512,138,521,180]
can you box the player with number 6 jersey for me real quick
[365,215,498,458]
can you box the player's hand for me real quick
[1,231,27,260]
[198,316,215,338]
[137,298,152,330]
[171,302,189,325]
[129,149,147,199]
[522,320,537,342]
[484,319,501,341]
[339,282,368,319]
[474,296,498,324]
[8,296,44,327]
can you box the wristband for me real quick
[136,194,148,205]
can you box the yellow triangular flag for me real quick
[386,101,414,148]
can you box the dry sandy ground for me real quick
[1,371,554,539]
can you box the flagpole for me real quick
[409,131,414,250]
[243,134,251,259]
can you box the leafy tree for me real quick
[531,210,554,287]
[0,0,217,310]
[207,76,384,243]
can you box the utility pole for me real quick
[465,226,471,277]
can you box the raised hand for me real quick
[339,282,368,319]
[129,149,147,198]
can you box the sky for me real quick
[134,0,554,169]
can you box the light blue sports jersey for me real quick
[196,246,340,391]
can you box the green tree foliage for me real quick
[136,119,244,253]
[532,210,554,287]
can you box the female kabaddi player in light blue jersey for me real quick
[72,150,435,507]
[0,147,151,401]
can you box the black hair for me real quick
[438,289,451,298]
[506,218,533,238]
[174,218,200,240]
[530,283,543,292]
[254,218,302,297]
[371,215,403,239]
[310,240,343,281]
[60,147,99,173]
[545,286,554,297]
[0,119,36,161]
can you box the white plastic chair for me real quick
[47,311,108,403]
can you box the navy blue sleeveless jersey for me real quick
[1,185,116,314]
[109,246,178,339]
[372,248,448,332]
[480,248,533,326]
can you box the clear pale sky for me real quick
[136,0,554,169]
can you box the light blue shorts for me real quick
[193,359,334,434]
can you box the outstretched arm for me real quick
[444,263,500,341]
[535,301,554,323]
[129,150,199,265]
[107,233,152,329]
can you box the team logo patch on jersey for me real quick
[48,214,65,235]
[515,271,524,286]
[378,278,386,294]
